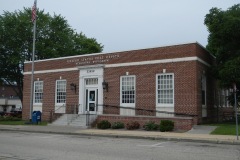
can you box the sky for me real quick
[0,0,239,53]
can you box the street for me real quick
[0,131,239,160]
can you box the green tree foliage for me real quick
[0,8,103,102]
[204,4,240,104]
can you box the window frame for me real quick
[55,80,67,106]
[34,81,43,105]
[201,74,207,106]
[120,75,136,107]
[156,73,174,107]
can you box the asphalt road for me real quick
[0,131,239,160]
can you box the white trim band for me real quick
[24,56,210,75]
[105,57,210,68]
[24,67,78,75]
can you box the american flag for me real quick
[31,1,36,23]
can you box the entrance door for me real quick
[86,88,98,114]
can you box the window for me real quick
[56,80,66,104]
[201,75,206,106]
[156,73,174,106]
[34,81,43,104]
[121,76,135,105]
[86,78,98,85]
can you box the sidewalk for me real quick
[0,124,239,145]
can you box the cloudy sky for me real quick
[0,0,239,53]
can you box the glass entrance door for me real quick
[86,88,98,114]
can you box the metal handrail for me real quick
[100,104,198,117]
[54,104,66,113]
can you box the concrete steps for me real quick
[51,114,97,127]
[51,114,69,126]
[69,114,87,127]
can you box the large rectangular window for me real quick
[121,76,135,106]
[34,81,43,104]
[201,75,206,106]
[156,73,174,106]
[55,80,66,104]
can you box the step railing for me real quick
[54,104,66,113]
[66,104,81,124]
[51,104,99,126]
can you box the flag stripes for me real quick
[32,1,36,22]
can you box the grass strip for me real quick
[0,120,48,126]
[210,123,240,135]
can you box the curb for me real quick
[76,132,240,145]
[1,128,240,145]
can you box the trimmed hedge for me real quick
[126,121,140,130]
[112,122,125,129]
[144,121,159,131]
[159,120,174,132]
[97,120,111,129]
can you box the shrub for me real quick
[97,120,111,129]
[126,121,140,130]
[112,122,125,129]
[144,121,159,131]
[159,120,174,132]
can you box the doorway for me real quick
[79,66,104,115]
[85,88,98,114]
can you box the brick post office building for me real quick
[22,42,215,130]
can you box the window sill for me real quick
[120,104,135,108]
[156,104,174,108]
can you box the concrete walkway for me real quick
[0,124,239,145]
[186,125,218,134]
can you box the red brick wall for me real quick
[24,43,206,72]
[22,43,215,124]
[103,61,200,117]
[195,61,216,123]
[22,71,79,121]
[195,44,215,66]
[97,115,193,131]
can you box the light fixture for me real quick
[70,83,77,93]
[102,80,108,92]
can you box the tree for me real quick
[204,4,240,104]
[0,8,103,103]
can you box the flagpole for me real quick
[30,0,37,121]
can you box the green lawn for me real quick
[0,117,48,126]
[210,123,240,135]
[0,120,48,126]
[0,120,26,125]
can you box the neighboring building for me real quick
[213,89,235,122]
[0,82,22,113]
[22,42,216,130]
